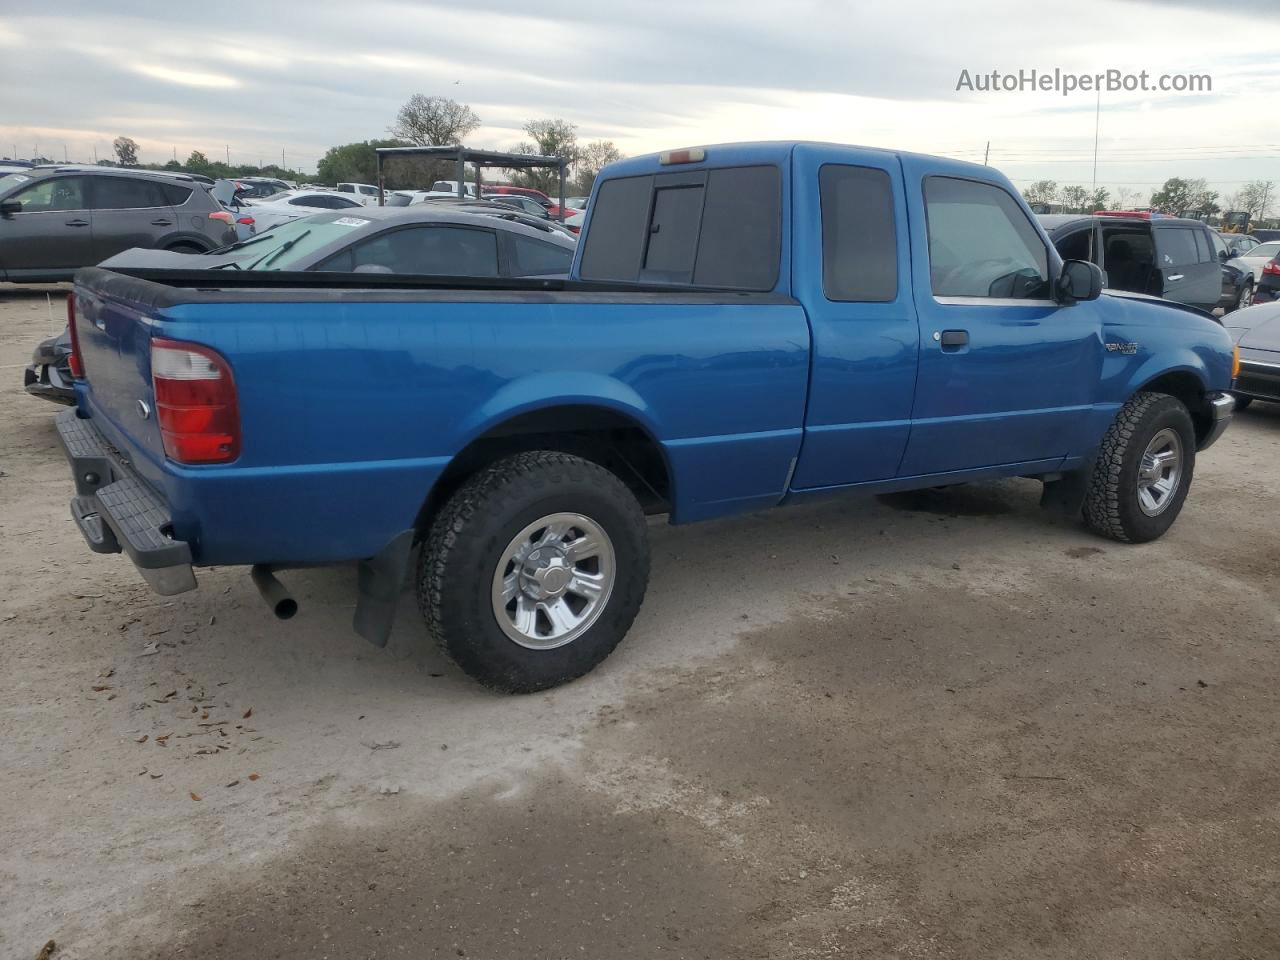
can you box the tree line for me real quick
[104,94,626,197]
[1021,176,1275,221]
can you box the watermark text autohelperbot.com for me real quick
[956,68,1211,96]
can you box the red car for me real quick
[482,184,570,219]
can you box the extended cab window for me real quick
[579,165,780,291]
[820,165,896,301]
[925,176,1050,299]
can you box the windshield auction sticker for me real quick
[332,217,370,227]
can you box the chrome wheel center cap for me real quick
[521,549,571,600]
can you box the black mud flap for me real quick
[1040,463,1093,516]
[353,530,416,648]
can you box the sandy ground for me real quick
[1,285,1278,960]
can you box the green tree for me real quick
[1086,187,1110,212]
[1060,185,1089,213]
[1149,178,1194,215]
[572,139,624,195]
[184,150,212,177]
[391,95,480,147]
[509,119,580,195]
[1022,180,1059,206]
[1186,178,1219,217]
[317,139,422,187]
[113,136,139,166]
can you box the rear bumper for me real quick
[1198,391,1235,450]
[24,361,76,405]
[56,408,197,595]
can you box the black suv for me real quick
[0,166,238,283]
[1039,212,1255,314]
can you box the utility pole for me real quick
[281,147,286,170]
[1091,89,1101,191]
[983,141,990,165]
[93,145,98,163]
[172,146,177,162]
[63,144,68,162]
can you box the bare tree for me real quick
[573,140,624,195]
[1060,185,1089,213]
[113,136,139,166]
[1112,186,1140,210]
[390,95,480,147]
[1236,180,1275,221]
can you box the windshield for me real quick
[231,214,373,270]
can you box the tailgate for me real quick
[72,269,168,464]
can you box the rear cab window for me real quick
[578,165,781,291]
[819,165,897,302]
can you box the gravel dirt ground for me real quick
[2,285,1278,960]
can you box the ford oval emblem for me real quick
[137,399,151,420]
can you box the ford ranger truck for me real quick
[57,142,1238,692]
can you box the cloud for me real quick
[0,0,1276,199]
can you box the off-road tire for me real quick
[1083,392,1196,543]
[417,451,649,693]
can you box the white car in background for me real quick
[244,189,365,231]
[1237,241,1280,284]
[336,182,382,205]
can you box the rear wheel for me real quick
[1234,283,1254,312]
[417,451,650,693]
[1083,392,1196,543]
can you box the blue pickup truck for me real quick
[57,141,1238,692]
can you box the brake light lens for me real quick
[150,338,239,464]
[659,147,706,165]
[1263,259,1280,276]
[236,215,255,226]
[208,211,233,224]
[66,294,84,379]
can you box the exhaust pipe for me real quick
[250,565,298,620]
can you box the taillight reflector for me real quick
[236,216,255,226]
[66,294,84,379]
[659,147,706,165]
[150,338,239,464]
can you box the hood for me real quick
[1103,288,1218,324]
[98,248,247,271]
[1232,302,1280,352]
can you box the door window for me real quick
[1157,227,1199,268]
[1191,228,1212,263]
[1054,227,1094,264]
[924,176,1050,299]
[319,226,499,276]
[819,165,897,302]
[509,235,572,275]
[91,177,168,209]
[10,176,87,212]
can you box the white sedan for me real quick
[244,190,366,231]
[1236,240,1280,284]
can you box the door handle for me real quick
[938,329,969,349]
[65,219,89,227]
[151,218,173,226]
[1167,274,1184,282]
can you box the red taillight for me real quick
[150,338,239,464]
[208,211,233,224]
[567,224,581,234]
[66,295,84,379]
[236,216,255,226]
[1264,260,1280,276]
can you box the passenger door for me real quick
[88,176,177,261]
[0,175,93,274]
[897,160,1100,476]
[789,145,919,487]
[1153,223,1218,310]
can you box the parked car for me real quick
[487,194,552,218]
[0,166,238,282]
[563,208,585,235]
[1234,240,1280,285]
[336,182,382,205]
[98,206,576,277]
[1220,232,1261,257]
[483,184,551,206]
[23,326,75,405]
[429,180,478,198]
[232,177,291,200]
[565,197,589,210]
[1223,301,1280,408]
[1040,212,1255,313]
[54,141,1235,694]
[242,189,364,231]
[1247,247,1280,304]
[416,198,577,239]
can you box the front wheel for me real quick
[1083,392,1196,543]
[417,451,650,693]
[1234,283,1254,312]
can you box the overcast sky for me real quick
[2,0,1277,203]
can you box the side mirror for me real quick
[0,199,21,219]
[1058,259,1104,303]
[1217,248,1230,262]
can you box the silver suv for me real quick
[0,166,239,283]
